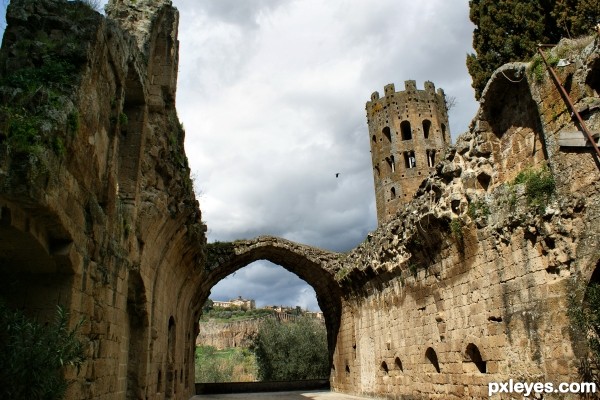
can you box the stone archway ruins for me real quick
[199,236,343,358]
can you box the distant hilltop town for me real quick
[208,296,324,320]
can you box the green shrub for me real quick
[252,317,329,381]
[513,167,556,214]
[0,302,86,399]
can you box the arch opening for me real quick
[194,241,343,384]
[464,343,486,373]
[400,121,412,141]
[0,203,75,323]
[425,347,440,373]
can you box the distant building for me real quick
[212,296,255,310]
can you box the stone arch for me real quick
[480,64,548,183]
[0,202,75,322]
[126,270,149,399]
[201,237,342,362]
[146,4,179,111]
[118,63,147,204]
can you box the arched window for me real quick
[400,121,412,140]
[394,357,403,371]
[423,119,431,139]
[404,151,416,169]
[465,343,486,373]
[425,347,440,373]
[380,361,389,374]
[382,126,392,142]
[427,149,436,168]
[441,123,447,142]
[386,157,394,173]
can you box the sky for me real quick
[1,1,479,311]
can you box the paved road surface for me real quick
[190,390,378,399]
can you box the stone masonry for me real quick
[0,1,600,399]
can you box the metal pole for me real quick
[536,45,600,159]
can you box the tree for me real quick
[466,0,600,99]
[252,317,329,381]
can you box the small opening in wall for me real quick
[401,121,412,140]
[383,126,392,142]
[332,364,336,371]
[441,124,447,142]
[391,187,396,199]
[372,134,377,143]
[157,369,162,393]
[345,365,350,374]
[427,149,436,168]
[488,316,503,322]
[404,151,416,169]
[477,173,491,191]
[423,119,431,139]
[425,347,440,373]
[381,361,389,374]
[394,357,403,372]
[466,343,487,373]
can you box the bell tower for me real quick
[366,80,450,225]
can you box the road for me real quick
[190,390,379,399]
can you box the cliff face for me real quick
[330,36,600,398]
[196,319,261,350]
[0,1,205,399]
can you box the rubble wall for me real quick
[329,36,600,399]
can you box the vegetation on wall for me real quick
[0,0,97,182]
[513,166,556,214]
[467,0,600,99]
[0,302,86,400]
[568,282,600,387]
[252,317,329,381]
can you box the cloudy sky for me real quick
[2,1,479,311]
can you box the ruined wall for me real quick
[0,1,206,399]
[330,36,600,399]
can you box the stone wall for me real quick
[329,36,600,399]
[0,1,206,399]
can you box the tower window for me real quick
[441,123,447,142]
[382,126,392,142]
[404,151,416,169]
[427,150,436,168]
[391,187,396,199]
[372,134,376,143]
[386,156,395,173]
[423,119,431,139]
[400,121,412,140]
